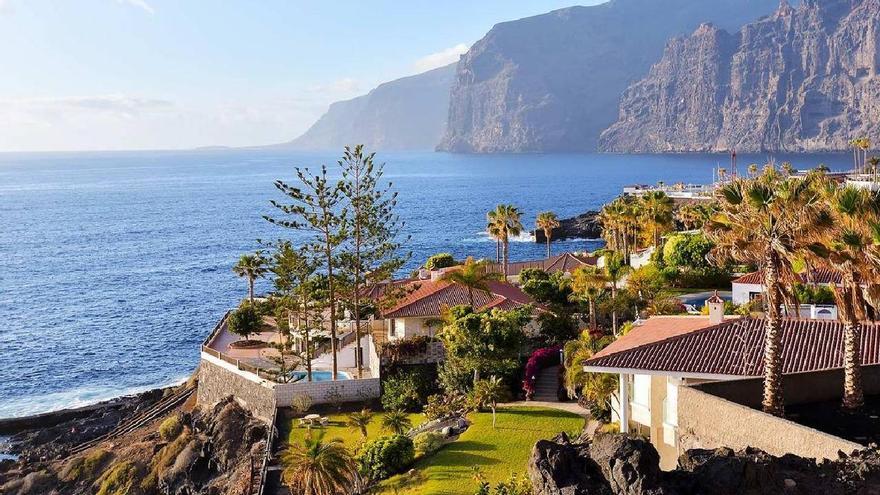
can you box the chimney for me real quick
[707,291,725,325]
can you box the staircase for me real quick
[68,385,195,456]
[532,366,561,402]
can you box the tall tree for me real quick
[266,165,346,380]
[281,432,359,495]
[536,211,561,258]
[338,145,408,379]
[563,330,615,417]
[808,184,879,410]
[487,204,523,277]
[233,253,268,303]
[706,167,824,416]
[640,190,674,249]
[569,266,608,331]
[271,241,320,382]
[603,251,630,336]
[441,256,502,307]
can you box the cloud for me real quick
[116,0,154,14]
[0,94,175,123]
[307,78,360,96]
[413,43,469,72]
[0,0,14,15]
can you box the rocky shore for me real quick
[533,211,602,243]
[529,432,880,494]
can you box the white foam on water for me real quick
[0,374,190,419]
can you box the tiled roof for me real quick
[733,268,842,285]
[590,316,721,360]
[489,252,598,277]
[381,280,537,318]
[585,317,880,377]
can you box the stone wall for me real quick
[677,385,863,461]
[197,355,276,423]
[381,341,446,366]
[275,378,380,407]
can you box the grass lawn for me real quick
[377,406,585,495]
[283,411,425,451]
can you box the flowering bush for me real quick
[522,345,561,400]
[380,335,431,364]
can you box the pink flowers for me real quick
[522,345,561,400]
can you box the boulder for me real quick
[588,434,667,495]
[529,433,610,495]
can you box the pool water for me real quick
[291,371,349,382]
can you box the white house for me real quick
[731,268,840,320]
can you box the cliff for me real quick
[599,0,880,153]
[281,63,456,151]
[436,0,782,153]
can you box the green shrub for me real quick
[423,393,469,421]
[413,431,446,457]
[158,415,183,441]
[96,461,141,495]
[381,365,438,412]
[61,449,112,482]
[290,393,313,415]
[425,253,457,270]
[358,435,415,481]
[227,302,263,340]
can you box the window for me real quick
[389,319,397,337]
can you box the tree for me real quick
[233,253,268,303]
[441,256,502,307]
[227,302,263,341]
[603,251,630,336]
[381,410,412,435]
[270,242,321,382]
[338,145,408,379]
[536,211,561,258]
[281,432,359,495]
[487,204,523,277]
[266,165,346,380]
[471,376,506,428]
[439,306,529,388]
[424,253,456,270]
[600,197,641,262]
[569,266,608,331]
[808,184,878,410]
[640,191,674,249]
[346,409,374,440]
[563,330,615,419]
[706,167,824,416]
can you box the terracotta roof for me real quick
[585,318,880,377]
[489,252,598,277]
[733,269,842,285]
[381,279,538,318]
[591,316,721,360]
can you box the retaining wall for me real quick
[275,377,380,407]
[381,341,446,366]
[677,385,863,461]
[197,355,276,423]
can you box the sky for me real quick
[0,0,603,152]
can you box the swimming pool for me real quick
[291,371,349,382]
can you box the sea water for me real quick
[0,149,852,418]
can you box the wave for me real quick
[461,231,535,244]
[0,374,190,419]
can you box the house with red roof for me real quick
[487,252,598,283]
[583,299,880,469]
[378,276,540,342]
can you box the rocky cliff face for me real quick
[600,0,880,153]
[529,432,880,494]
[436,0,782,153]
[281,63,456,151]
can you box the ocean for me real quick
[0,149,853,418]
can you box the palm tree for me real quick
[233,253,268,303]
[281,432,359,495]
[563,330,615,415]
[603,251,630,336]
[346,408,374,440]
[487,204,524,277]
[705,168,824,416]
[381,410,412,435]
[808,184,876,410]
[471,376,506,428]
[600,198,641,262]
[569,266,608,330]
[640,191,674,249]
[441,256,502,307]
[536,211,561,258]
